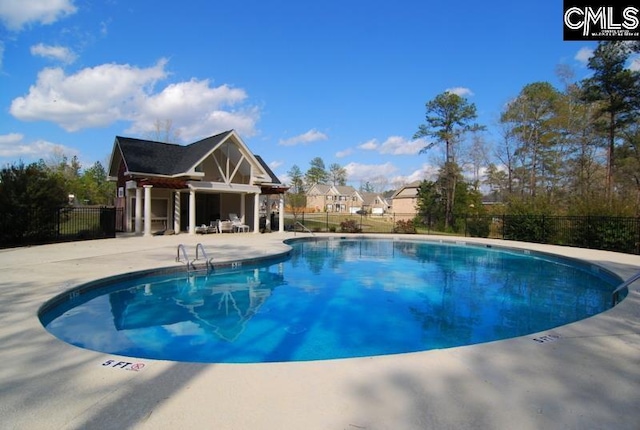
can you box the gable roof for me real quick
[110,130,233,177]
[391,180,422,199]
[306,184,332,195]
[361,192,389,206]
[107,130,283,188]
[254,155,281,185]
[335,185,358,196]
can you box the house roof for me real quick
[335,185,358,195]
[108,130,282,186]
[307,184,332,195]
[112,131,233,176]
[254,155,281,185]
[307,184,360,196]
[361,192,388,206]
[391,180,422,199]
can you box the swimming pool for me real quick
[40,238,622,363]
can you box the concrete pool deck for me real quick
[1,232,639,430]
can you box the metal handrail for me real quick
[195,243,213,272]
[611,270,640,307]
[294,220,315,236]
[176,244,193,272]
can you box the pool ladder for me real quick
[194,243,214,272]
[176,243,214,273]
[611,270,640,307]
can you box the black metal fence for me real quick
[284,212,417,234]
[0,206,124,249]
[285,212,640,255]
[468,215,640,255]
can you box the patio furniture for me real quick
[195,222,217,234]
[218,219,234,233]
[229,214,250,232]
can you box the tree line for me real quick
[1,154,115,223]
[286,41,640,232]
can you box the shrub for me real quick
[339,219,361,233]
[394,219,416,234]
[466,216,490,237]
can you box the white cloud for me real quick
[575,47,593,65]
[358,139,378,150]
[269,160,283,170]
[390,164,439,185]
[278,129,328,146]
[335,148,353,158]
[0,132,76,160]
[279,173,291,185]
[10,59,260,138]
[100,19,110,36]
[358,136,425,155]
[30,43,77,64]
[445,87,474,97]
[0,0,77,31]
[128,78,258,140]
[344,161,397,182]
[378,136,425,155]
[10,60,168,131]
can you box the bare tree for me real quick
[147,119,181,143]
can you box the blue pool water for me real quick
[40,238,621,363]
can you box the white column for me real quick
[188,189,196,235]
[173,191,181,234]
[265,195,272,232]
[135,187,142,234]
[240,193,246,222]
[279,194,285,233]
[253,193,260,233]
[143,185,153,237]
[166,198,173,232]
[125,187,133,232]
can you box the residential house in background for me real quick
[107,130,287,236]
[360,192,390,215]
[306,184,363,213]
[391,180,421,220]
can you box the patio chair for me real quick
[218,219,234,233]
[229,214,250,233]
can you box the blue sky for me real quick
[0,0,615,190]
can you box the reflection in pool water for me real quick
[41,238,620,363]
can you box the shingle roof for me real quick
[391,181,422,199]
[116,130,235,176]
[255,155,281,184]
[116,136,186,175]
[335,185,357,195]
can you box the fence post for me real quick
[637,217,640,255]
[464,214,468,237]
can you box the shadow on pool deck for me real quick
[348,311,640,429]
[1,233,640,429]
